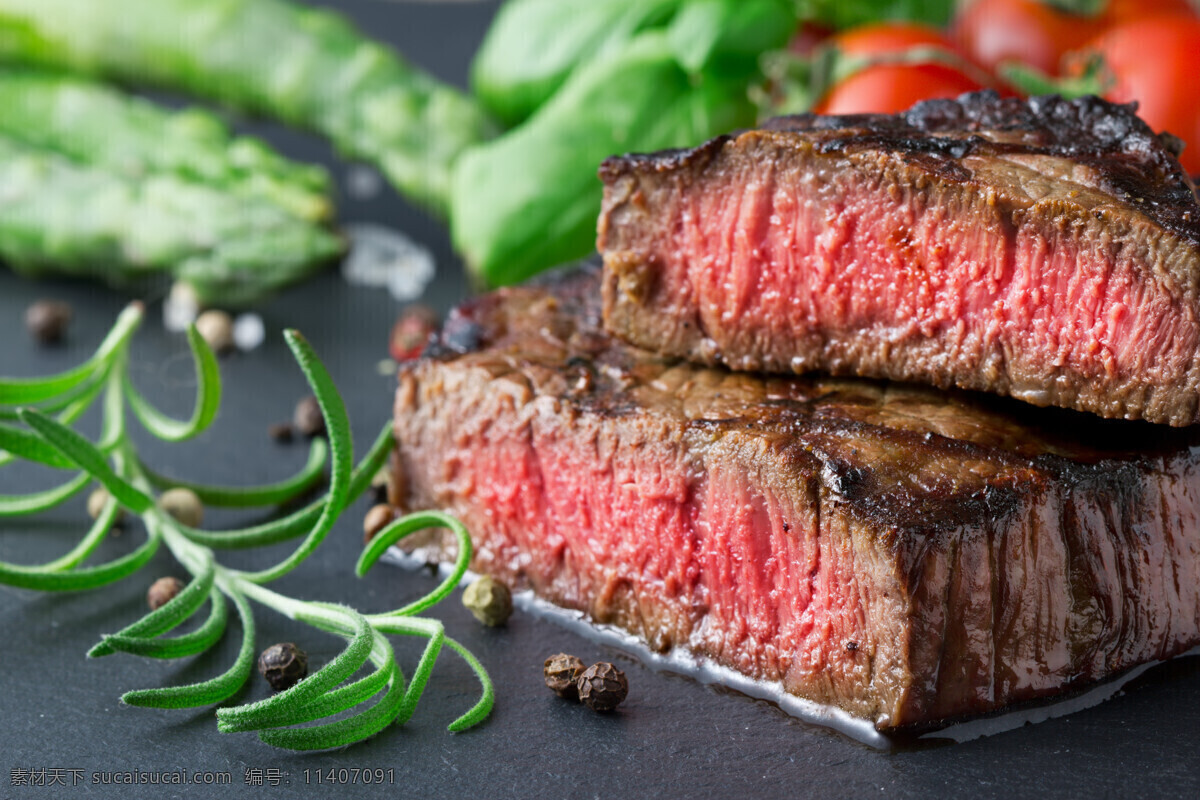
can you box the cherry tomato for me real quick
[1097,0,1195,28]
[832,21,958,58]
[1075,16,1200,174]
[813,63,987,116]
[952,0,1101,75]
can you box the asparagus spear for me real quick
[0,0,495,215]
[0,134,343,306]
[0,70,333,222]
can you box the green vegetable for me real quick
[471,0,682,127]
[0,305,493,750]
[794,0,957,30]
[455,1,793,286]
[0,0,495,215]
[0,70,333,222]
[0,134,343,305]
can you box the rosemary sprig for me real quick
[0,302,493,750]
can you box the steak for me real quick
[392,266,1200,731]
[597,91,1200,426]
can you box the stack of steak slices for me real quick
[392,91,1200,732]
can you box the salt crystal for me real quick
[233,313,265,351]
[341,223,436,302]
[163,281,200,332]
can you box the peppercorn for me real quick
[389,305,439,362]
[25,300,72,345]
[369,466,391,504]
[543,653,585,700]
[293,395,325,438]
[462,575,513,627]
[576,662,628,712]
[194,309,235,354]
[363,503,396,544]
[147,576,184,610]
[268,422,294,443]
[86,487,112,520]
[159,487,204,528]
[258,642,308,692]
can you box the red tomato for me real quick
[813,63,986,116]
[833,22,958,58]
[952,0,1101,75]
[1097,0,1195,28]
[1076,17,1200,174]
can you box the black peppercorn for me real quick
[268,422,294,443]
[293,395,325,438]
[576,662,628,712]
[147,576,184,610]
[25,300,72,345]
[543,653,585,700]
[258,642,308,692]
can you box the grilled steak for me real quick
[393,266,1200,731]
[598,91,1200,426]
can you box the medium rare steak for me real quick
[392,266,1200,731]
[598,91,1200,426]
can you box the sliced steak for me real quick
[392,266,1200,731]
[598,91,1200,426]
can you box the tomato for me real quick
[952,0,1102,75]
[1097,0,1195,28]
[1074,17,1200,174]
[832,22,958,58]
[813,63,987,116]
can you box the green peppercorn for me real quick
[462,575,513,626]
[543,653,585,700]
[147,576,184,610]
[576,662,628,712]
[258,642,308,692]
[159,487,204,527]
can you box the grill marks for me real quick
[599,91,1200,425]
[393,268,1200,730]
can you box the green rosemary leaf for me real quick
[0,374,107,468]
[393,620,443,725]
[0,369,105,421]
[177,498,322,550]
[215,604,373,732]
[140,436,327,508]
[238,331,352,584]
[176,421,390,549]
[0,301,142,406]
[256,660,407,752]
[0,421,79,469]
[356,510,473,617]
[0,470,90,516]
[89,550,216,657]
[228,630,397,734]
[443,635,495,732]
[100,587,228,660]
[40,492,122,571]
[18,408,154,513]
[0,518,160,591]
[0,361,98,407]
[280,632,397,726]
[370,618,493,732]
[121,588,256,708]
[124,325,221,442]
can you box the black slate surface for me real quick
[2,2,1199,798]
